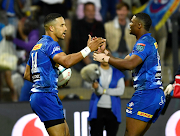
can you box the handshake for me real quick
[86,35,110,63]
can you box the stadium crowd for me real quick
[0,0,179,103]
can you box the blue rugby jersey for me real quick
[27,35,63,93]
[129,33,163,91]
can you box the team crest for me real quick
[136,43,145,51]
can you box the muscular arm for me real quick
[108,54,143,70]
[24,64,33,82]
[53,52,84,68]
[53,37,106,68]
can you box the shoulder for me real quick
[140,34,156,46]
[39,37,59,51]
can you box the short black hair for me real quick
[44,13,62,26]
[84,2,95,10]
[135,13,152,31]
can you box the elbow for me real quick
[62,60,71,68]
[23,75,28,81]
[128,66,135,71]
[127,63,136,70]
[23,73,31,82]
[119,87,125,96]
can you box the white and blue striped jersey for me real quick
[129,33,163,91]
[27,35,63,93]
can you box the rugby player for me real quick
[24,13,105,136]
[93,13,165,136]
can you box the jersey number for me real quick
[31,52,38,73]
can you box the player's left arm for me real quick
[94,40,151,70]
[93,53,142,70]
[24,64,33,82]
[108,54,142,70]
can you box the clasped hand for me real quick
[93,51,110,63]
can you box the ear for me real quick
[49,26,54,32]
[138,23,142,29]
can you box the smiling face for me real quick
[53,17,67,40]
[129,15,139,36]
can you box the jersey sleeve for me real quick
[130,41,151,61]
[45,42,63,59]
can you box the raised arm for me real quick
[53,36,106,68]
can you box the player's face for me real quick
[116,6,129,20]
[84,4,95,21]
[54,17,67,40]
[129,15,138,35]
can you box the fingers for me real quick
[93,53,98,61]
[92,36,97,40]
[60,81,69,88]
[87,34,92,44]
[94,51,100,54]
[94,38,106,47]
[93,53,103,61]
[88,34,92,40]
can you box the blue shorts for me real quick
[126,88,165,123]
[30,92,64,122]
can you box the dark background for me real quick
[0,98,180,136]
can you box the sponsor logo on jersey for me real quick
[154,42,158,49]
[51,46,60,55]
[32,73,40,81]
[126,102,134,114]
[126,109,132,114]
[137,111,153,118]
[129,102,134,107]
[155,71,162,78]
[127,107,133,110]
[32,44,42,50]
[159,96,165,105]
[136,43,146,51]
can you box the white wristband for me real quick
[80,46,91,58]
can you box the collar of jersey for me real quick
[139,33,151,39]
[42,35,54,41]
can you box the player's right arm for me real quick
[24,64,33,82]
[53,36,106,68]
